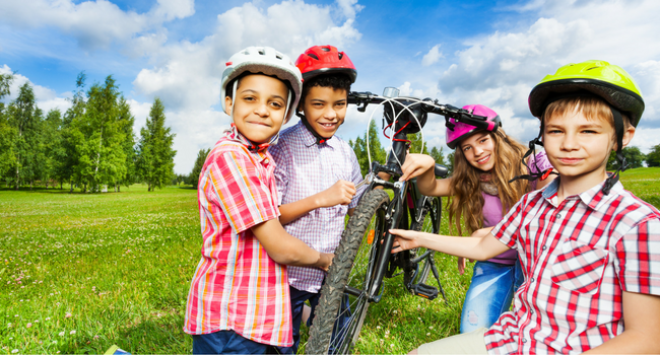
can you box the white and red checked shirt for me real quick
[184,125,292,346]
[484,178,660,354]
[270,121,367,293]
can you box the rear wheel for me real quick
[305,189,390,354]
[406,196,441,286]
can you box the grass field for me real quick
[2,168,660,354]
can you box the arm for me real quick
[279,180,356,225]
[398,154,452,197]
[389,227,510,261]
[252,219,333,270]
[583,291,660,354]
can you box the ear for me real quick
[620,125,636,149]
[224,96,233,116]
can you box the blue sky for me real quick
[1,0,659,174]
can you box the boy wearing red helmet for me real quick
[390,60,660,354]
[269,45,367,354]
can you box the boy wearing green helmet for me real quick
[389,60,660,354]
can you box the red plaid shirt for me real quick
[485,178,660,354]
[184,126,292,346]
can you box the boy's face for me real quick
[543,110,616,182]
[459,132,496,172]
[301,86,348,138]
[224,74,289,143]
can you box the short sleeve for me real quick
[205,149,279,234]
[269,141,288,206]
[615,217,660,295]
[490,197,527,249]
[348,147,366,209]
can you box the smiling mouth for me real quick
[559,157,582,164]
[476,155,490,164]
[247,121,271,127]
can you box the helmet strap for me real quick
[602,107,627,195]
[509,126,555,183]
[297,111,331,145]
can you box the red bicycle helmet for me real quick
[295,45,357,83]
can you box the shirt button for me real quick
[542,246,547,250]
[557,213,562,219]
[530,278,535,283]
[522,338,527,343]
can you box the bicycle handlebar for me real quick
[347,91,498,133]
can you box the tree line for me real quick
[0,72,176,192]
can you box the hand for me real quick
[458,257,466,275]
[399,154,436,182]
[389,229,422,253]
[317,252,334,271]
[317,180,356,207]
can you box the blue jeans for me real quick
[460,260,524,333]
[277,285,350,354]
[192,330,278,354]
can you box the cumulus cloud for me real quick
[0,0,195,51]
[433,0,660,151]
[422,45,442,66]
[0,65,72,114]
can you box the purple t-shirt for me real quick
[484,151,552,265]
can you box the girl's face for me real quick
[459,132,496,172]
[224,74,288,143]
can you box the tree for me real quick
[6,83,39,190]
[646,144,660,167]
[607,146,646,170]
[190,148,210,189]
[446,151,455,175]
[350,120,387,176]
[0,73,15,181]
[429,146,447,166]
[137,98,176,191]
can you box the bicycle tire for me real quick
[306,189,390,355]
[408,196,441,285]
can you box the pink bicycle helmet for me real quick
[445,104,502,149]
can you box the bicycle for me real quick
[305,88,499,354]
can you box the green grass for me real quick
[2,168,659,354]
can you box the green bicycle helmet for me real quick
[519,60,645,195]
[528,60,645,126]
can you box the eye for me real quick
[462,146,471,152]
[336,102,346,108]
[243,95,255,102]
[581,129,597,134]
[270,101,284,109]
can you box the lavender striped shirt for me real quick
[270,120,367,293]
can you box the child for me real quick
[183,46,334,355]
[269,45,367,354]
[400,104,554,334]
[391,60,660,354]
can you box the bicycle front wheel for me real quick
[306,189,390,354]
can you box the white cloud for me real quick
[422,44,442,67]
[0,65,72,114]
[133,0,362,111]
[432,0,660,152]
[0,0,195,51]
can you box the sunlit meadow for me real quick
[2,168,659,354]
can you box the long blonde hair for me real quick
[447,129,529,235]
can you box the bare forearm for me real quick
[584,329,660,354]
[415,228,505,260]
[279,195,321,225]
[252,219,327,268]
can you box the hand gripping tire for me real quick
[305,189,390,354]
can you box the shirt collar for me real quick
[224,123,272,162]
[541,175,623,212]
[297,120,337,149]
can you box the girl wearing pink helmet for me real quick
[398,104,555,334]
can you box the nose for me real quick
[323,106,337,120]
[473,145,484,156]
[561,132,579,151]
[254,102,269,117]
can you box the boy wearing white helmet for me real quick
[183,46,334,354]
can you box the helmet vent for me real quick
[258,49,265,55]
[321,46,330,52]
[308,53,319,60]
[586,66,599,71]
[338,52,343,59]
[275,54,282,60]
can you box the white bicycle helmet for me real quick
[221,46,303,123]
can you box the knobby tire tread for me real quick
[305,189,390,355]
